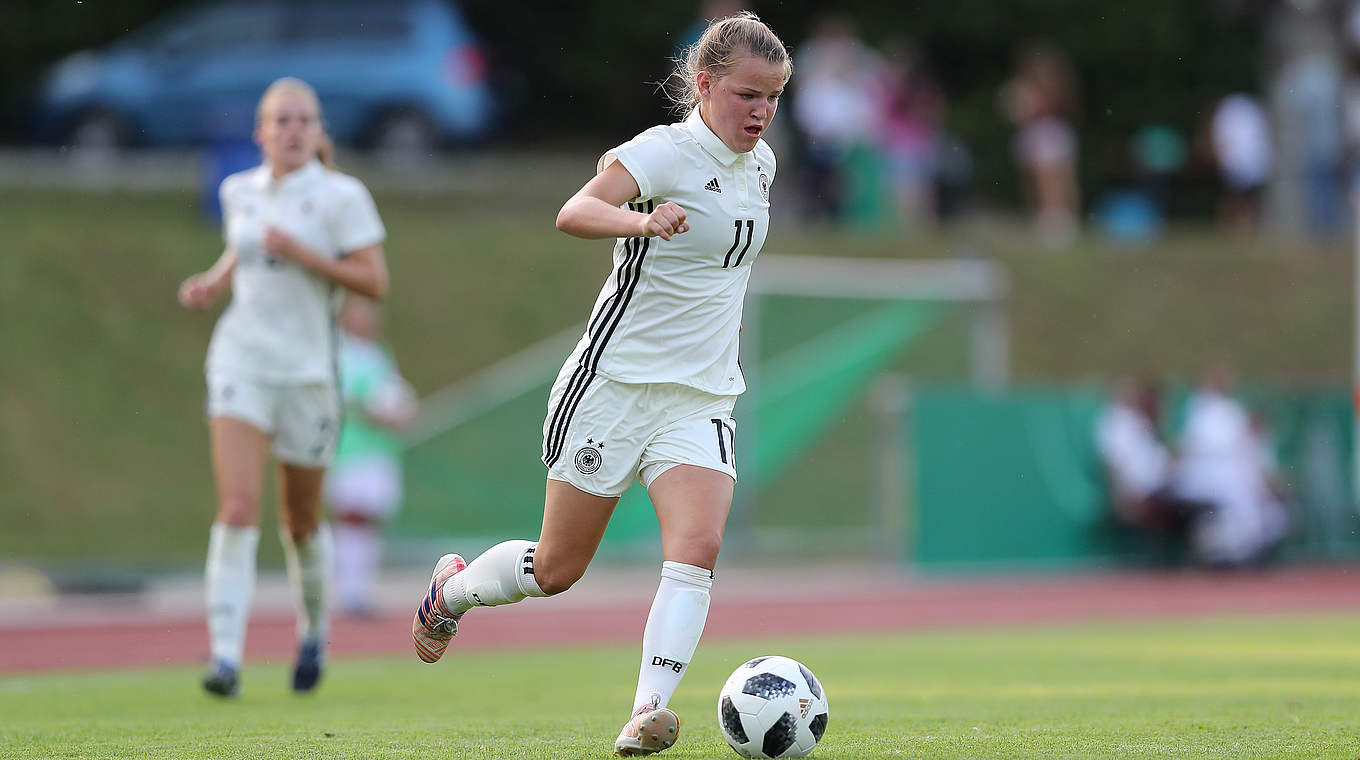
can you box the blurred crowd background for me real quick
[9,0,1360,241]
[3,0,1360,585]
[0,0,1332,238]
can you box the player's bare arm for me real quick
[178,248,238,309]
[263,227,388,300]
[556,160,690,241]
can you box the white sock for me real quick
[205,523,260,668]
[442,540,546,615]
[281,523,332,644]
[631,561,713,712]
[333,521,380,613]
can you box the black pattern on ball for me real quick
[743,656,770,669]
[809,712,828,741]
[742,673,796,700]
[720,696,748,743]
[798,663,823,699]
[761,712,798,757]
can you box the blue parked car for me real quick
[33,0,495,150]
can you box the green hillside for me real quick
[0,180,1349,569]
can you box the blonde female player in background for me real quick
[178,77,389,697]
[410,12,791,756]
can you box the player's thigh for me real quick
[647,464,734,569]
[209,415,271,525]
[278,462,327,539]
[534,478,619,594]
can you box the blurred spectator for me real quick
[1341,1,1360,198]
[1000,41,1080,248]
[874,41,945,231]
[1095,377,1195,535]
[1210,94,1273,235]
[324,295,418,618]
[932,134,974,223]
[1272,28,1345,239]
[791,15,882,223]
[1132,124,1188,208]
[1092,126,1184,246]
[1173,366,1289,568]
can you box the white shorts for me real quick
[324,457,403,519]
[541,364,738,498]
[206,371,341,468]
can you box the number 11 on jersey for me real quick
[722,220,755,269]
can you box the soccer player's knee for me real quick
[280,514,319,543]
[217,494,258,525]
[533,563,583,596]
[685,532,724,567]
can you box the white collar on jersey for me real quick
[251,158,324,191]
[686,107,743,166]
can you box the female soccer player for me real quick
[178,77,389,697]
[410,12,791,756]
[325,295,418,617]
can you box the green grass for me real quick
[4,614,1360,759]
[0,181,1351,568]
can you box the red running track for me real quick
[2,565,1358,674]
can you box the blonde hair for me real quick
[256,77,335,168]
[666,11,792,115]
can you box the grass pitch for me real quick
[3,613,1359,759]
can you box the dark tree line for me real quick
[3,0,1264,211]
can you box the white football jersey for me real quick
[566,108,776,395]
[207,160,386,384]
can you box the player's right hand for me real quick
[177,274,219,309]
[641,201,689,241]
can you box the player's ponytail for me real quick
[315,132,336,169]
[665,11,792,116]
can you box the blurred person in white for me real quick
[177,77,388,697]
[1173,366,1288,568]
[1001,41,1080,248]
[409,12,790,756]
[791,14,882,222]
[1096,377,1178,532]
[1210,93,1273,235]
[324,295,417,618]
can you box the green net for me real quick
[393,296,947,560]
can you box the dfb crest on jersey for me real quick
[758,171,770,202]
[574,445,602,475]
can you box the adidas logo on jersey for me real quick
[704,177,722,193]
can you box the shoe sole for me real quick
[614,708,679,756]
[412,553,466,663]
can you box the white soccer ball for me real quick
[717,655,829,758]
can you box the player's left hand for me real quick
[263,226,302,259]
